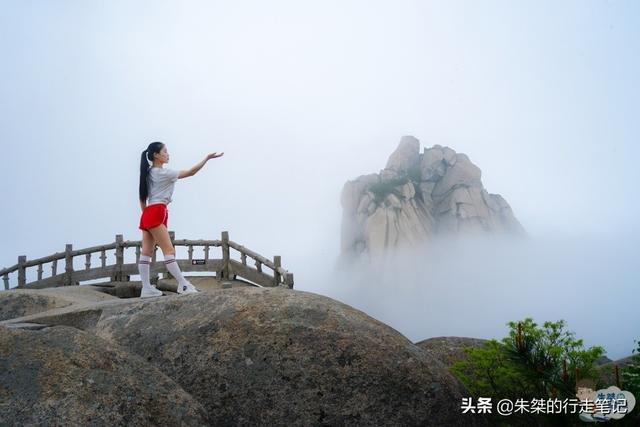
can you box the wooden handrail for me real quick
[227,242,274,269]
[0,264,19,276]
[0,231,294,290]
[72,244,117,256]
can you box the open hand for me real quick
[206,152,224,160]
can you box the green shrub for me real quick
[622,339,640,396]
[368,177,408,205]
[451,318,605,426]
[407,165,422,183]
[368,167,422,206]
[452,318,604,398]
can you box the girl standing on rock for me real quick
[138,142,224,298]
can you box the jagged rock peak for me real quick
[340,136,526,259]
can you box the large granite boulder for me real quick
[13,287,486,426]
[385,135,421,172]
[416,336,489,367]
[0,324,209,426]
[0,291,73,321]
[341,136,526,259]
[94,288,486,425]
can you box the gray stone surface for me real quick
[5,287,485,426]
[0,292,73,321]
[385,135,421,172]
[0,284,493,426]
[415,336,489,367]
[341,136,527,259]
[90,288,486,426]
[0,324,209,426]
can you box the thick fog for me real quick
[307,234,640,361]
[1,1,638,360]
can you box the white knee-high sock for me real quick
[164,254,190,285]
[138,255,152,288]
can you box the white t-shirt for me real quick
[147,167,180,205]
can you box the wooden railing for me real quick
[0,231,294,290]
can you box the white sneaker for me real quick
[177,281,200,294]
[140,285,164,298]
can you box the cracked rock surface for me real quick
[0,324,209,426]
[341,135,526,259]
[1,286,487,426]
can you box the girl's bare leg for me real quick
[147,224,198,292]
[147,224,175,256]
[141,229,156,257]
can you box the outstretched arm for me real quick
[179,152,224,179]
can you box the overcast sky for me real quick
[1,1,638,359]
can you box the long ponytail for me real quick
[139,142,164,202]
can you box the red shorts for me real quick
[139,203,169,230]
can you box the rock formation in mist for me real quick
[341,136,526,258]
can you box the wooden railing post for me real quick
[284,272,294,289]
[151,246,159,284]
[135,246,140,263]
[221,231,230,279]
[0,232,295,290]
[64,244,73,286]
[114,234,123,282]
[17,255,26,288]
[273,256,281,286]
